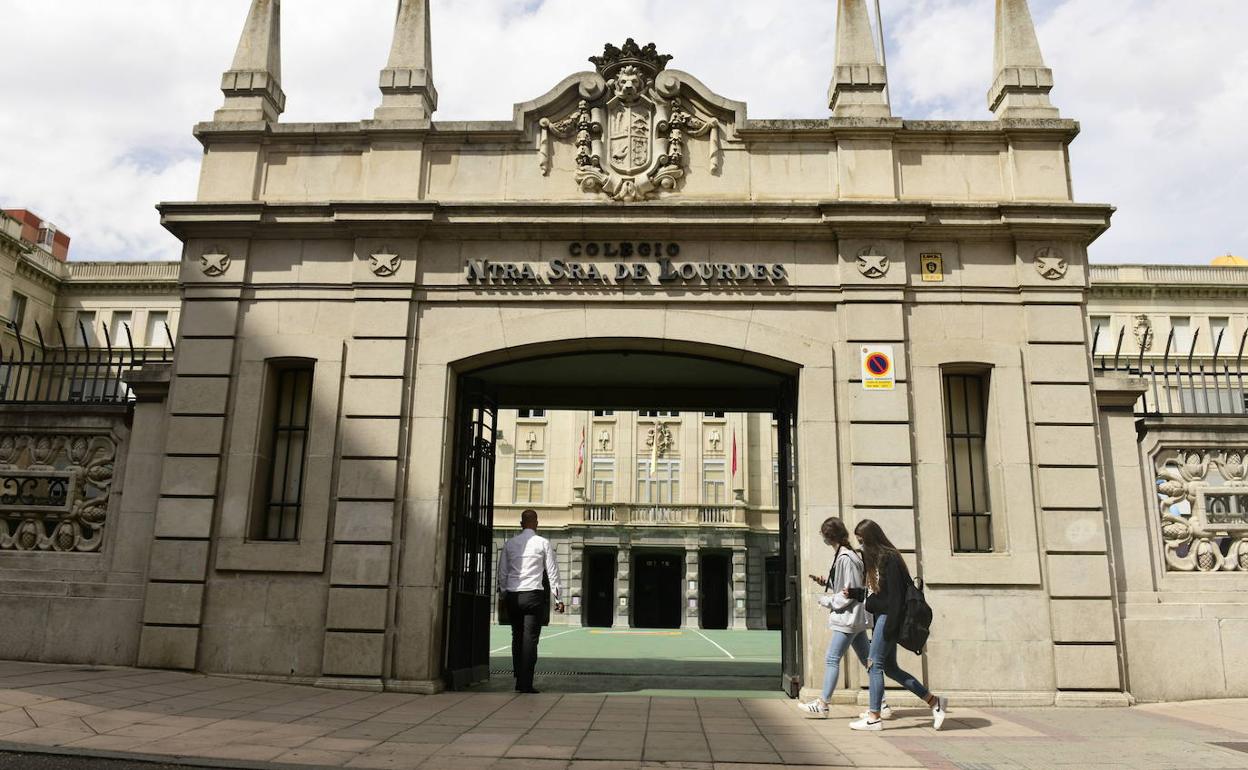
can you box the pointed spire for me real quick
[215,0,285,123]
[988,0,1059,119]
[828,0,890,117]
[374,0,438,123]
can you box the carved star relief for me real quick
[1035,247,1068,280]
[369,247,402,277]
[200,248,231,277]
[856,248,890,279]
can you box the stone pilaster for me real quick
[567,542,584,626]
[215,0,285,123]
[683,547,699,628]
[731,547,748,629]
[988,0,1060,118]
[616,544,631,626]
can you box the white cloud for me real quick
[0,0,1242,264]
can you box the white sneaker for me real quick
[858,703,893,720]
[931,696,949,730]
[849,716,883,731]
[797,699,828,718]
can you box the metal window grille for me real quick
[590,457,614,502]
[593,409,614,417]
[513,458,545,503]
[702,459,726,504]
[943,372,992,553]
[257,364,314,541]
[516,408,546,418]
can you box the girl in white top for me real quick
[797,517,890,719]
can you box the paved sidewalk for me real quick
[0,661,1245,769]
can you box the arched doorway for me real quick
[442,346,802,695]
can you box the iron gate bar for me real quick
[0,320,172,405]
[1094,323,1248,417]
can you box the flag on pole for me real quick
[731,427,738,480]
[576,426,585,477]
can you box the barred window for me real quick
[943,371,992,553]
[145,311,170,347]
[1090,316,1112,353]
[636,459,680,504]
[8,292,26,335]
[517,408,546,419]
[703,459,726,504]
[591,458,614,502]
[639,410,680,418]
[252,360,314,541]
[74,311,96,346]
[514,458,545,503]
[109,311,132,347]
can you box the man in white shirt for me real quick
[496,509,564,693]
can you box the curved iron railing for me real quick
[0,320,174,404]
[1093,325,1248,416]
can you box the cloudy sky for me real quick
[0,0,1244,264]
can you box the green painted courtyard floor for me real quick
[482,626,783,695]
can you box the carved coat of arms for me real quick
[539,39,722,202]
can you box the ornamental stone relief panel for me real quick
[0,433,116,553]
[1156,447,1248,571]
[538,39,722,202]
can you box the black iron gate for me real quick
[443,378,498,690]
[776,381,802,697]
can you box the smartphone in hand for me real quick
[807,574,827,587]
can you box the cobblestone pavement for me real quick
[0,661,1245,769]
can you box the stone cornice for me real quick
[1089,264,1248,299]
[192,115,1083,148]
[158,200,1114,243]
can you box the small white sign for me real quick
[861,345,896,391]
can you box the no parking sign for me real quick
[861,345,895,391]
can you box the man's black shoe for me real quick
[515,687,540,694]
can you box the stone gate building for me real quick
[1,0,1246,705]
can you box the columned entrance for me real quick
[441,347,802,695]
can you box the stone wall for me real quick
[1099,391,1248,702]
[0,366,169,664]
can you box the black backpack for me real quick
[897,575,933,654]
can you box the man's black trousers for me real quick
[506,589,546,690]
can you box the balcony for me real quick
[577,503,743,526]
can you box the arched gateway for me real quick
[141,0,1125,704]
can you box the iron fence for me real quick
[1093,325,1248,416]
[0,320,174,405]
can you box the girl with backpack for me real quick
[796,517,891,720]
[847,519,948,732]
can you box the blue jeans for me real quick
[868,614,930,713]
[821,629,870,702]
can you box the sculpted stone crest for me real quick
[539,39,722,202]
[200,247,231,277]
[1034,247,1068,280]
[856,246,890,279]
[369,247,401,277]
